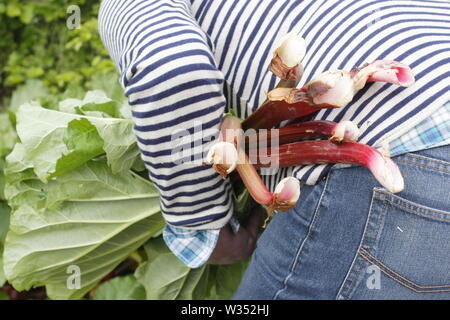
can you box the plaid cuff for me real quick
[390,101,450,156]
[163,225,220,268]
[163,217,242,268]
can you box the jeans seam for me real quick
[373,195,450,223]
[403,152,450,167]
[358,250,450,293]
[359,248,450,290]
[396,158,450,175]
[272,171,331,300]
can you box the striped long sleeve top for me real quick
[99,0,450,267]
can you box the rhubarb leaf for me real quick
[93,275,146,300]
[15,99,139,181]
[0,202,10,286]
[9,79,48,111]
[54,118,104,177]
[213,261,248,299]
[0,159,6,201]
[0,114,17,158]
[135,238,207,300]
[3,160,164,300]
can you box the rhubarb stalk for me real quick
[255,140,404,193]
[246,120,360,147]
[205,115,301,225]
[243,60,414,130]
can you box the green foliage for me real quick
[93,275,146,300]
[135,238,249,300]
[0,0,250,301]
[0,0,114,104]
[135,238,209,300]
[14,96,139,181]
[3,91,165,300]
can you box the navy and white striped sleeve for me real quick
[98,0,233,230]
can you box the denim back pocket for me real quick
[337,187,450,299]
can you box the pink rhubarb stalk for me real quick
[242,87,319,130]
[255,140,404,193]
[351,60,415,89]
[237,150,301,227]
[206,116,301,224]
[243,60,414,130]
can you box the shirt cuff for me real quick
[163,218,241,268]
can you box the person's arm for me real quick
[98,0,257,267]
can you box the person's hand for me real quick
[207,207,263,265]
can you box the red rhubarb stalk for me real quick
[242,87,320,130]
[255,140,404,193]
[243,60,414,130]
[205,115,301,224]
[246,120,360,147]
[236,149,274,206]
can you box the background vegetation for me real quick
[0,0,247,300]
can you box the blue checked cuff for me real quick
[163,217,241,268]
[163,225,220,268]
[390,102,450,156]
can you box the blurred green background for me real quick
[0,0,115,108]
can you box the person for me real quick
[98,0,450,299]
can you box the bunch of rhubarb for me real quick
[205,33,414,226]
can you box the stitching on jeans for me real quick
[358,250,450,293]
[403,152,450,167]
[373,196,450,223]
[375,189,450,215]
[272,171,331,300]
[358,251,450,293]
[360,248,450,289]
[396,158,450,175]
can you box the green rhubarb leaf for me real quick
[135,238,207,300]
[0,202,10,245]
[0,113,17,158]
[59,90,122,119]
[0,202,10,286]
[213,261,248,299]
[91,72,126,104]
[75,102,121,118]
[9,79,48,111]
[15,100,139,181]
[3,160,164,300]
[0,251,5,287]
[54,118,104,177]
[93,275,146,300]
[0,159,6,201]
[205,261,249,300]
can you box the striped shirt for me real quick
[99,0,450,239]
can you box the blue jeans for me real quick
[234,145,450,300]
